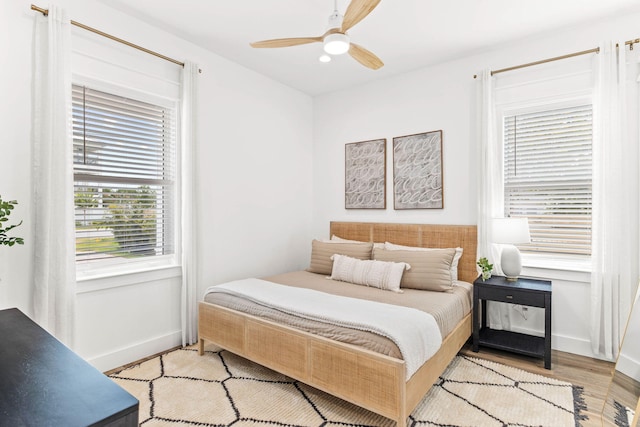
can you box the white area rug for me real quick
[110,344,587,426]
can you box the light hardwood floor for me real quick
[460,342,614,427]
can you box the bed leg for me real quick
[198,338,205,356]
[396,416,408,427]
[396,411,408,426]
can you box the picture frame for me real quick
[344,138,386,209]
[393,130,443,209]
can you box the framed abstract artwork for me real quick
[393,130,443,209]
[344,138,386,209]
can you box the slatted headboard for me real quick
[329,221,478,283]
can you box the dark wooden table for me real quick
[472,275,552,369]
[0,308,138,426]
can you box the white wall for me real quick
[0,0,313,371]
[312,63,477,233]
[2,0,638,372]
[312,11,640,361]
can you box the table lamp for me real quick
[492,217,531,281]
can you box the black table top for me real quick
[474,275,552,293]
[0,308,138,426]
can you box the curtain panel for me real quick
[590,41,640,359]
[476,69,511,330]
[32,5,76,347]
[181,61,199,346]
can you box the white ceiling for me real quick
[99,0,640,96]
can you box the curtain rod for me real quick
[31,4,185,68]
[473,38,640,79]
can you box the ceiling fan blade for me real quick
[349,43,384,70]
[250,37,322,48]
[341,0,381,32]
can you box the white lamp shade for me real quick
[492,218,531,244]
[323,33,350,55]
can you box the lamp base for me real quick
[501,245,522,282]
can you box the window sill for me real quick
[521,253,591,283]
[76,264,182,294]
[523,254,591,272]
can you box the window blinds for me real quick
[503,104,592,256]
[72,85,176,264]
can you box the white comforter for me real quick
[205,278,443,379]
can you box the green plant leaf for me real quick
[0,195,24,246]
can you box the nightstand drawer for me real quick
[476,286,545,307]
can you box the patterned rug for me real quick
[614,401,635,427]
[109,344,587,427]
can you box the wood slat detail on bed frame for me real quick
[198,302,472,426]
[330,222,478,283]
[310,340,404,418]
[199,302,406,420]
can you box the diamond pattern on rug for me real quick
[109,344,587,427]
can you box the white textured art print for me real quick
[345,139,386,209]
[393,130,443,209]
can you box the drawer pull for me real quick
[506,295,513,299]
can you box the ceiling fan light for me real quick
[319,54,331,63]
[323,33,350,55]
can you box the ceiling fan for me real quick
[250,0,383,70]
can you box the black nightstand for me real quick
[472,275,552,369]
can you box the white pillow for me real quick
[329,254,410,293]
[332,235,385,249]
[331,235,361,243]
[384,242,463,281]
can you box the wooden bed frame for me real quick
[198,221,477,426]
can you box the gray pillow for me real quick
[373,247,455,291]
[307,240,373,275]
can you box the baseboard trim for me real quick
[552,333,603,360]
[616,353,640,382]
[85,330,182,373]
[506,325,605,361]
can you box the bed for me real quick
[198,221,477,426]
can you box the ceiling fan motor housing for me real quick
[324,33,350,55]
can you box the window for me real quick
[72,84,177,269]
[503,104,593,256]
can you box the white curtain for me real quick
[476,69,511,330]
[181,61,199,346]
[590,41,639,359]
[32,5,76,347]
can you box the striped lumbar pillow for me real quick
[329,254,410,293]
